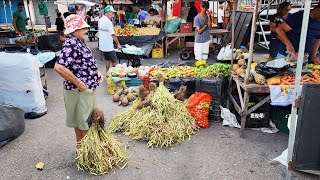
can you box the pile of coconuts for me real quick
[113,87,139,106]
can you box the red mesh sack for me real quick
[187,92,212,128]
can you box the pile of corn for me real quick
[109,84,198,148]
[76,108,128,175]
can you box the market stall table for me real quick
[227,73,271,137]
[164,29,230,58]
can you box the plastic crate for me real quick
[179,22,193,33]
[0,31,16,38]
[152,48,163,58]
[196,78,223,121]
[38,34,61,51]
[126,78,144,87]
[0,36,26,44]
[232,95,270,128]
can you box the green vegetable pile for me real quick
[109,84,198,148]
[76,108,128,176]
[196,63,230,78]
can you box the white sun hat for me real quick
[64,14,90,35]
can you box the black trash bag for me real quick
[0,105,25,148]
[255,62,289,78]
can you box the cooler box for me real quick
[180,23,193,33]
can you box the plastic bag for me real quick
[0,105,25,148]
[0,52,47,118]
[187,92,212,128]
[255,62,289,78]
[217,44,236,60]
[164,18,182,34]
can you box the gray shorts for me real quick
[103,51,118,63]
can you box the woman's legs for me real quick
[75,128,87,147]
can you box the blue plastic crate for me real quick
[126,78,144,87]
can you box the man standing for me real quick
[12,2,27,35]
[137,8,148,27]
[276,5,320,64]
[98,5,122,75]
[193,1,211,62]
[217,5,224,29]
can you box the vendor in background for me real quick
[150,6,159,15]
[194,1,211,62]
[186,2,198,42]
[54,15,103,146]
[117,6,126,24]
[217,5,224,29]
[144,9,160,27]
[276,4,320,64]
[126,7,135,24]
[86,8,94,25]
[268,2,291,60]
[187,2,198,24]
[158,4,163,21]
[12,2,28,35]
[98,5,122,75]
[137,8,149,27]
[55,12,65,35]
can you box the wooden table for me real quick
[227,73,271,137]
[164,29,230,58]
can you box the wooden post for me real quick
[163,0,168,58]
[240,91,250,138]
[230,0,237,65]
[244,0,259,85]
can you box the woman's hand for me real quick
[98,71,104,84]
[77,81,87,92]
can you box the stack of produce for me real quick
[113,87,139,106]
[109,79,198,148]
[114,26,161,36]
[15,37,36,44]
[115,26,139,36]
[268,72,320,85]
[149,66,198,79]
[137,27,161,36]
[76,108,128,175]
[232,60,266,85]
[197,63,230,78]
[109,64,149,78]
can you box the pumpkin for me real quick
[266,77,281,85]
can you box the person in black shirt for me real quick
[86,8,93,25]
[186,2,198,42]
[187,2,198,23]
[268,2,291,60]
[55,12,64,34]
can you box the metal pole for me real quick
[244,0,259,84]
[3,0,7,24]
[9,0,13,19]
[230,0,237,65]
[286,1,311,179]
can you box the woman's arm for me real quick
[54,63,86,91]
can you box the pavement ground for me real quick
[0,40,319,180]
